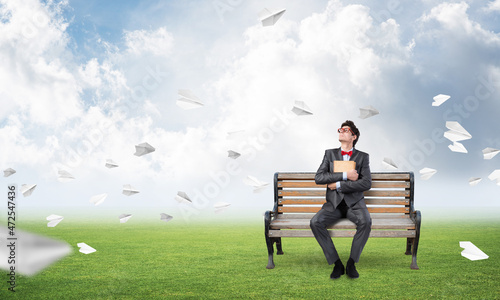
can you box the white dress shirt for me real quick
[337,148,353,191]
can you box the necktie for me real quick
[341,150,352,156]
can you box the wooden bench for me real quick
[264,172,421,270]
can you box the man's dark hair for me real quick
[341,120,360,147]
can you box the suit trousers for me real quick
[310,200,372,264]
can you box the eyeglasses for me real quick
[338,128,353,134]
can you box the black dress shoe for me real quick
[330,262,345,279]
[346,259,359,279]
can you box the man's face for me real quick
[338,126,357,144]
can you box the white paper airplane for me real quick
[134,142,155,156]
[105,159,119,168]
[448,141,468,153]
[176,89,204,109]
[122,184,140,196]
[259,8,286,26]
[46,214,64,227]
[444,121,471,142]
[459,241,488,261]
[488,169,500,185]
[291,100,313,116]
[243,175,269,193]
[175,191,192,204]
[482,147,500,160]
[58,170,75,182]
[214,202,231,214]
[432,94,450,106]
[21,184,37,197]
[77,242,96,254]
[119,214,133,223]
[359,105,379,119]
[228,150,241,159]
[160,213,173,222]
[419,168,437,180]
[0,227,71,276]
[468,177,482,186]
[89,193,107,206]
[382,157,398,170]
[3,168,16,177]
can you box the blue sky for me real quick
[0,0,499,222]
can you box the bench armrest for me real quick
[264,210,273,237]
[411,210,421,225]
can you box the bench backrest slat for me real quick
[277,173,411,181]
[278,181,410,189]
[279,190,409,197]
[279,198,409,205]
[278,206,410,214]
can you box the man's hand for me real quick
[327,182,337,190]
[347,169,359,181]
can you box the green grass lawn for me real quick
[2,217,499,299]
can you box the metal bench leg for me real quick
[405,238,413,255]
[410,211,421,270]
[264,211,276,269]
[276,238,284,255]
[411,237,420,270]
[266,235,276,269]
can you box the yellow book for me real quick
[333,161,356,172]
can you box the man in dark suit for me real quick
[310,120,372,279]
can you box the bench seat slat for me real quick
[275,213,410,219]
[279,190,409,197]
[270,218,415,230]
[268,229,416,238]
[279,206,409,213]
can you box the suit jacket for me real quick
[315,148,372,210]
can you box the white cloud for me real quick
[124,27,174,57]
[297,2,379,93]
[0,0,68,58]
[0,115,58,168]
[485,0,500,12]
[420,2,500,43]
[78,58,103,89]
[0,0,83,126]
